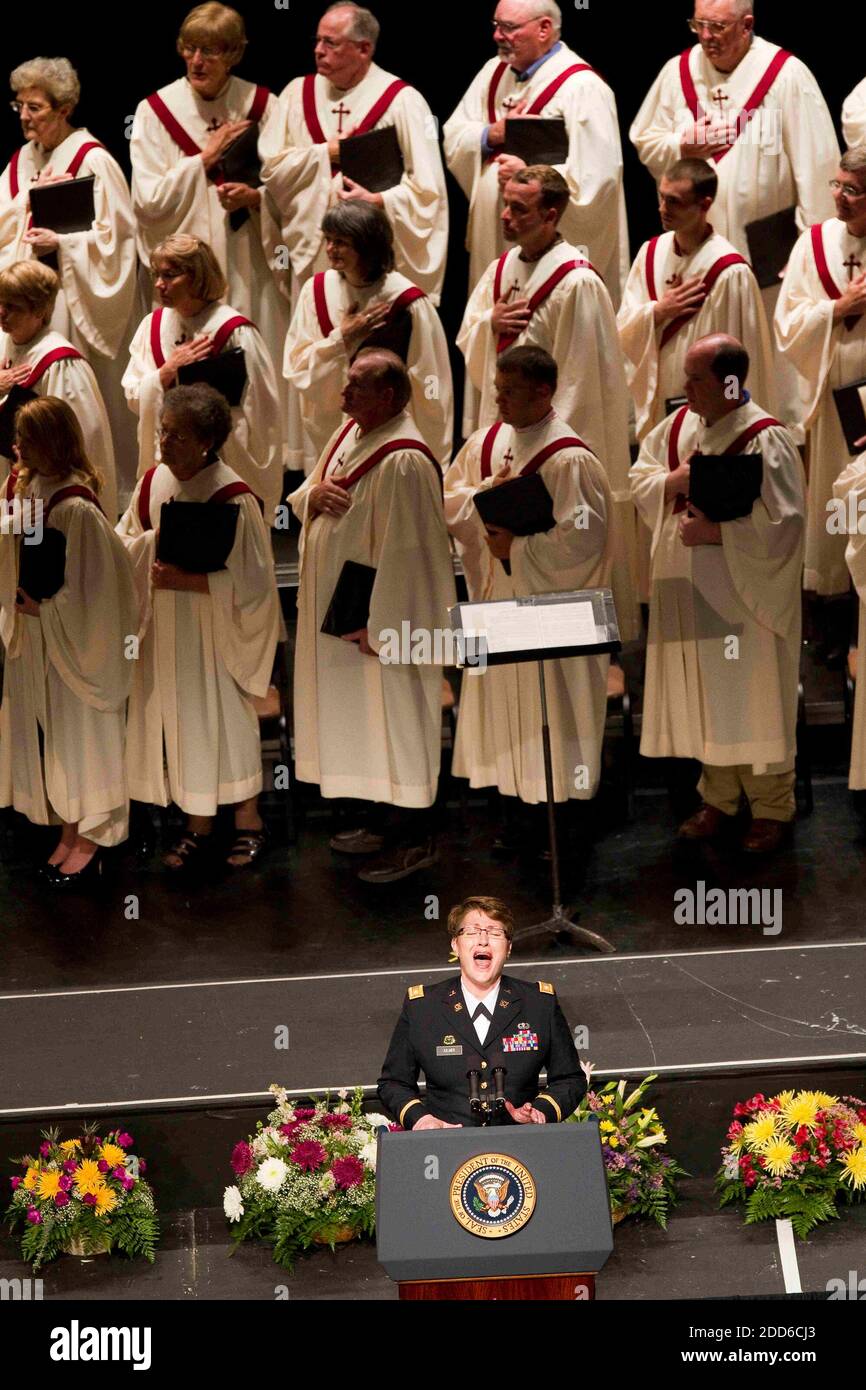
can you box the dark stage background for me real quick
[1,2,859,356]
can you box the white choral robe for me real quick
[122,301,284,521]
[443,41,630,305]
[116,460,280,815]
[284,267,453,474]
[261,63,448,304]
[0,471,137,844]
[832,453,866,786]
[0,326,117,521]
[630,400,804,770]
[0,128,140,490]
[618,228,777,440]
[774,218,866,594]
[290,409,457,808]
[458,238,637,640]
[444,412,612,803]
[842,78,866,149]
[130,76,293,463]
[630,35,840,432]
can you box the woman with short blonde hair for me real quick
[149,233,227,304]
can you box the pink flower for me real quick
[290,1141,327,1172]
[54,1192,70,1208]
[116,1132,133,1148]
[9,1176,20,1189]
[138,1160,147,1174]
[320,1113,352,1130]
[294,1108,316,1121]
[63,1160,77,1174]
[122,1176,134,1192]
[388,1124,403,1132]
[26,1209,42,1224]
[82,1192,98,1206]
[39,1141,52,1157]
[230,1142,253,1177]
[279,1121,302,1140]
[59,1175,74,1192]
[97,1160,110,1173]
[331,1155,365,1190]
[111,1166,126,1181]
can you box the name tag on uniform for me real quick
[436,1044,464,1057]
[502,1030,539,1053]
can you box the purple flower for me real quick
[290,1141,327,1172]
[39,1142,51,1157]
[649,1174,664,1190]
[59,1175,73,1192]
[9,1176,20,1189]
[97,1160,110,1174]
[230,1142,254,1177]
[320,1113,352,1130]
[331,1155,365,1189]
[62,1160,77,1174]
[293,1108,316,1121]
[111,1166,126,1180]
[138,1160,147,1174]
[54,1192,70,1208]
[26,1208,42,1224]
[82,1192,98,1207]
[116,1132,133,1148]
[627,1182,639,1202]
[122,1176,134,1191]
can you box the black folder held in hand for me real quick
[688,454,764,523]
[29,175,96,235]
[473,474,556,537]
[177,347,248,407]
[339,125,405,193]
[503,117,569,167]
[215,123,263,231]
[0,385,39,458]
[18,528,66,601]
[744,205,799,289]
[321,560,377,638]
[832,377,866,456]
[156,499,240,573]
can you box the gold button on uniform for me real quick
[481,1061,488,1070]
[480,1082,488,1090]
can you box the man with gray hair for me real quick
[443,1,629,307]
[631,2,839,437]
[263,3,448,306]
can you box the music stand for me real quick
[450,589,619,955]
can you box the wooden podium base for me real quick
[399,1273,595,1301]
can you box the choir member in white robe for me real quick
[0,58,139,490]
[122,233,283,521]
[0,397,137,879]
[444,0,629,306]
[284,202,452,475]
[774,151,866,598]
[261,3,448,305]
[630,335,805,855]
[630,2,839,434]
[290,350,457,884]
[843,79,866,150]
[445,346,612,810]
[832,452,866,788]
[0,262,117,520]
[116,384,280,872]
[129,4,292,461]
[458,165,637,640]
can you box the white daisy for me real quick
[223,1186,244,1222]
[257,1157,289,1192]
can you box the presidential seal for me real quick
[449,1153,537,1238]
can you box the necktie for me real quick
[472,1003,492,1043]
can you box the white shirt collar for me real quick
[461,980,501,1015]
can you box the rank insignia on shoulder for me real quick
[408,985,425,1000]
[499,999,510,1008]
[454,1002,463,1012]
[538,981,554,995]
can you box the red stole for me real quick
[479,422,591,480]
[678,46,793,165]
[323,419,441,491]
[145,85,270,182]
[645,236,749,347]
[486,60,599,123]
[667,405,781,514]
[9,138,106,200]
[148,309,254,369]
[137,466,255,531]
[810,223,864,333]
[17,345,84,388]
[493,252,602,353]
[311,276,425,336]
[3,470,103,516]
[302,75,409,146]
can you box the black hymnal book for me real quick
[18,528,66,601]
[29,175,96,235]
[744,205,799,289]
[339,125,404,194]
[665,395,689,416]
[350,309,413,364]
[215,123,263,231]
[321,560,377,638]
[503,117,569,167]
[156,499,240,573]
[688,453,764,523]
[177,347,247,407]
[474,473,556,537]
[832,377,866,456]
[0,384,39,458]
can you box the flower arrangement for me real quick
[5,1123,158,1270]
[224,1085,399,1270]
[716,1088,866,1237]
[567,1069,686,1228]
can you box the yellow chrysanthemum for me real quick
[813,1092,839,1111]
[37,1170,61,1199]
[763,1139,796,1177]
[781,1093,821,1130]
[59,1139,81,1154]
[743,1115,779,1150]
[599,1120,616,1132]
[93,1186,117,1216]
[73,1159,105,1196]
[853,1123,866,1146]
[840,1147,866,1192]
[729,1133,747,1152]
[773,1091,795,1110]
[98,1144,126,1168]
[22,1166,40,1190]
[608,1136,620,1149]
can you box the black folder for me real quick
[503,117,569,167]
[688,453,764,523]
[0,385,39,458]
[29,175,96,235]
[744,205,799,289]
[18,528,66,601]
[339,125,404,194]
[156,499,240,573]
[473,473,556,537]
[832,377,866,456]
[321,560,377,638]
[215,123,263,232]
[177,347,247,407]
[350,308,413,364]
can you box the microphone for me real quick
[467,1065,483,1117]
[492,1061,507,1118]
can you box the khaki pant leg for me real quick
[698,764,745,816]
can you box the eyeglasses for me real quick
[458,928,507,940]
[180,44,224,61]
[829,179,866,200]
[687,18,739,37]
[10,100,53,116]
[492,18,537,36]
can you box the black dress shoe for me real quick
[48,851,103,889]
[357,839,439,884]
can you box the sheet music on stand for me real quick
[448,589,621,956]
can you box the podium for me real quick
[376,1122,612,1300]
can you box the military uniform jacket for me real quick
[377,974,585,1128]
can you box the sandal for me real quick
[162,832,212,872]
[226,827,269,870]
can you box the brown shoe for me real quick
[329,828,386,856]
[678,804,733,841]
[742,819,791,855]
[357,839,439,884]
